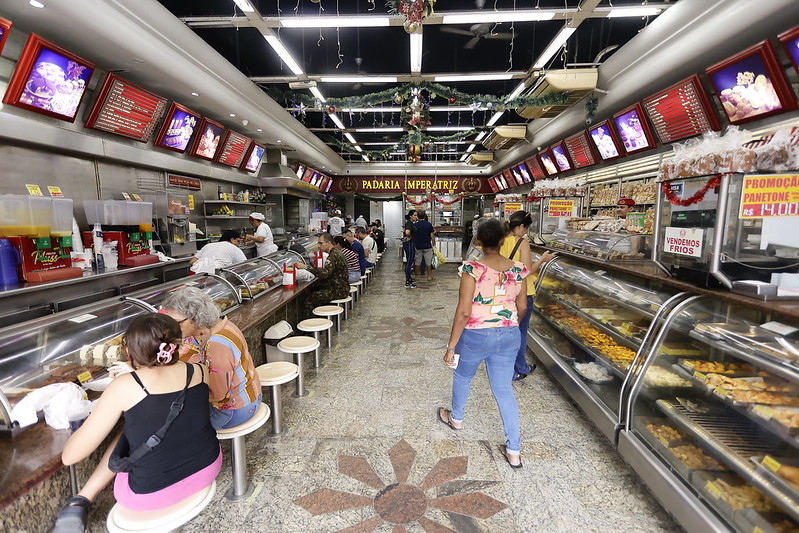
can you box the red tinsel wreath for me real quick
[662,176,721,207]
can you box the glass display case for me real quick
[288,234,321,263]
[0,299,152,435]
[125,273,241,313]
[623,297,799,532]
[219,257,282,300]
[549,228,651,260]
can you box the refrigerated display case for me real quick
[548,228,651,260]
[124,273,241,313]
[621,297,799,532]
[288,234,321,263]
[219,257,282,300]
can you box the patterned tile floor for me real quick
[180,253,681,533]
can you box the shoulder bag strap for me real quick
[509,237,524,260]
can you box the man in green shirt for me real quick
[295,232,350,317]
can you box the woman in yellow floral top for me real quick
[438,218,530,468]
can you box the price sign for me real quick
[48,186,64,198]
[548,199,574,217]
[121,192,132,201]
[739,174,799,219]
[132,194,142,202]
[504,202,522,215]
[26,184,43,196]
[188,195,195,210]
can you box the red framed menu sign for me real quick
[643,75,720,144]
[706,40,797,125]
[0,17,11,57]
[779,25,799,78]
[613,103,656,155]
[86,74,167,142]
[564,131,597,168]
[190,117,225,161]
[516,163,532,183]
[295,163,307,179]
[488,176,499,192]
[524,156,545,180]
[241,142,266,172]
[588,119,623,161]
[154,102,200,153]
[550,141,573,172]
[301,167,314,183]
[3,34,95,122]
[538,149,559,177]
[215,130,251,167]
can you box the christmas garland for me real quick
[325,130,477,161]
[661,176,721,207]
[403,192,464,205]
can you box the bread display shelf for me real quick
[692,471,778,527]
[733,508,799,533]
[658,399,799,522]
[752,456,799,512]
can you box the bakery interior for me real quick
[2,0,799,531]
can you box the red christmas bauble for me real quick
[328,106,336,113]
[449,97,456,104]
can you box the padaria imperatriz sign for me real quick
[330,176,490,194]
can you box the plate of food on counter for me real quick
[573,361,614,384]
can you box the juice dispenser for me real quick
[2,196,82,282]
[82,200,159,267]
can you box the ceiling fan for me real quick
[440,23,515,50]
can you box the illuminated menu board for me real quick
[524,157,545,180]
[551,142,572,172]
[86,74,167,142]
[488,177,499,192]
[215,130,251,167]
[516,164,532,183]
[564,131,597,168]
[643,75,719,144]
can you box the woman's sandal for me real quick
[437,407,462,431]
[499,445,523,469]
[53,495,91,533]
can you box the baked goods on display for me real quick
[573,362,613,383]
[589,183,618,206]
[657,127,759,180]
[645,422,685,443]
[679,359,752,374]
[214,298,234,310]
[43,363,105,386]
[643,366,691,388]
[727,390,799,407]
[770,406,799,430]
[670,444,724,470]
[706,475,780,512]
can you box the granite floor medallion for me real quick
[294,439,507,532]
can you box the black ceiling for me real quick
[157,0,665,164]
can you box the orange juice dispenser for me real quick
[82,200,158,267]
[0,195,82,282]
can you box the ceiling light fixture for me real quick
[256,128,263,132]
[605,7,662,18]
[309,86,327,103]
[410,33,423,74]
[229,113,236,117]
[28,0,45,7]
[355,127,404,132]
[276,139,282,143]
[354,145,364,152]
[362,155,370,162]
[441,10,557,24]
[328,113,346,129]
[263,34,304,75]
[466,144,478,153]
[460,153,469,162]
[434,73,514,82]
[232,0,254,13]
[320,76,398,83]
[281,16,390,28]
[344,133,358,144]
[506,82,526,100]
[426,126,475,132]
[533,26,576,69]
[191,91,200,97]
[474,131,487,142]
[486,112,504,127]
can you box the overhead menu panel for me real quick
[564,131,597,168]
[643,75,720,144]
[215,130,251,167]
[85,73,167,142]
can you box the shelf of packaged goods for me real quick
[534,308,628,380]
[205,200,266,206]
[204,216,251,220]
[549,269,660,321]
[544,290,643,352]
[687,330,799,385]
[656,398,799,522]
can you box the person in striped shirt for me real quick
[334,235,362,283]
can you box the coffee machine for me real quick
[82,200,159,267]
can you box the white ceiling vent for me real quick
[516,68,598,120]
[482,125,528,151]
[466,152,494,166]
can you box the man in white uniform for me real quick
[327,211,345,236]
[189,230,246,274]
[245,212,278,256]
[355,214,367,229]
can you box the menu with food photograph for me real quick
[613,103,656,155]
[643,75,720,144]
[85,74,168,142]
[3,33,94,122]
[550,142,573,172]
[706,40,797,125]
[190,117,225,161]
[588,120,623,161]
[241,142,265,172]
[538,149,559,176]
[0,17,11,57]
[779,25,799,77]
[154,102,200,153]
[517,163,532,183]
[564,130,597,168]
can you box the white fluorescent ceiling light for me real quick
[344,133,357,143]
[328,113,345,129]
[321,76,398,83]
[310,86,326,103]
[533,27,576,69]
[338,106,481,112]
[606,7,662,18]
[486,112,504,126]
[441,10,556,24]
[410,33,423,74]
[507,82,526,100]
[474,131,487,142]
[434,73,514,82]
[426,126,474,132]
[263,34,304,75]
[466,144,477,153]
[354,145,364,152]
[460,153,469,161]
[232,0,254,13]
[355,127,404,132]
[362,155,370,162]
[281,16,390,28]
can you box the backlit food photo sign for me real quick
[155,102,200,153]
[779,25,799,77]
[0,17,11,57]
[613,103,655,155]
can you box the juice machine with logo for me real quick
[82,200,159,267]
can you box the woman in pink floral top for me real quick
[438,219,530,468]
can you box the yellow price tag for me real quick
[713,387,729,397]
[47,186,64,198]
[682,361,695,370]
[762,455,781,473]
[600,316,611,324]
[752,405,774,420]
[694,371,706,381]
[77,371,93,384]
[188,195,195,210]
[132,194,142,202]
[754,527,765,533]
[705,481,722,499]
[26,184,44,196]
[121,192,132,201]
[620,322,636,336]
[658,436,669,446]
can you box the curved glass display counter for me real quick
[124,273,241,313]
[268,249,305,269]
[219,257,282,300]
[548,228,650,260]
[288,234,321,263]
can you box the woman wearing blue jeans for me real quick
[438,219,530,468]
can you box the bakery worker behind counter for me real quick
[244,212,278,257]
[608,197,642,255]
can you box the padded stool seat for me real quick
[365,267,374,284]
[330,296,352,320]
[256,362,299,435]
[107,481,216,533]
[350,281,363,301]
[298,317,334,359]
[278,336,320,397]
[313,304,344,332]
[216,403,270,500]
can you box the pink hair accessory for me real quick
[157,342,177,364]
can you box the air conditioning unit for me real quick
[482,125,527,151]
[516,68,598,119]
[466,152,494,166]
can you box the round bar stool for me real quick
[365,267,374,284]
[216,403,270,500]
[330,295,352,321]
[350,280,363,301]
[256,362,299,435]
[297,318,333,367]
[107,481,216,533]
[277,336,320,397]
[348,286,358,311]
[359,274,368,289]
[313,304,344,333]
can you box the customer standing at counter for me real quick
[162,287,262,431]
[403,210,418,289]
[295,232,350,316]
[438,218,529,469]
[244,212,278,256]
[53,314,221,533]
[327,210,345,236]
[414,212,436,282]
[500,211,556,381]
[189,229,246,274]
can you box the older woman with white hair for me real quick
[161,287,261,430]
